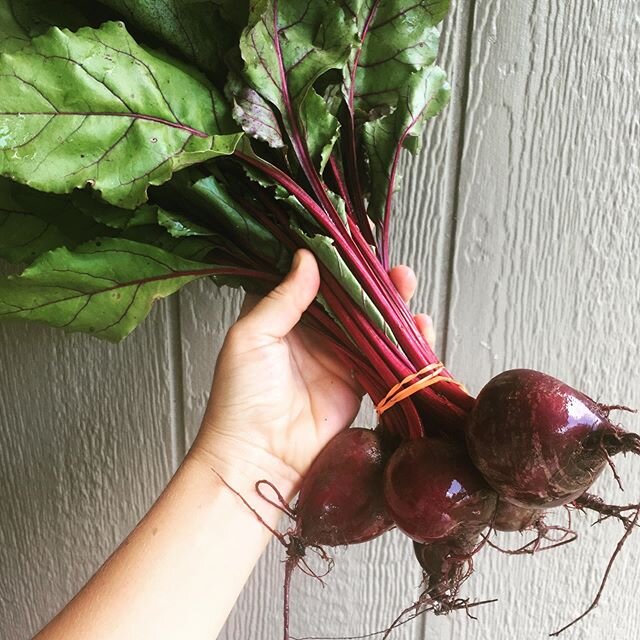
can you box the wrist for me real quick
[186,432,302,504]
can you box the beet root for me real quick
[274,428,394,640]
[465,369,639,509]
[383,437,497,543]
[413,531,481,602]
[294,427,394,547]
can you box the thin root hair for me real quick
[550,505,640,636]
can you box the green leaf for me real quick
[0,211,70,264]
[0,177,111,262]
[241,0,355,107]
[157,209,215,238]
[0,238,226,340]
[0,176,219,263]
[0,178,65,262]
[299,89,341,173]
[342,0,450,119]
[99,0,246,81]
[0,21,242,209]
[0,1,32,53]
[292,227,396,345]
[120,226,218,262]
[226,70,285,149]
[67,188,221,257]
[364,65,450,221]
[0,177,71,262]
[71,191,159,229]
[239,0,356,169]
[186,173,290,270]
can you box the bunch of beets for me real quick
[0,1,637,638]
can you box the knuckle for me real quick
[267,283,289,304]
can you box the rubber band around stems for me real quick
[376,362,468,416]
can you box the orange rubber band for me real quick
[375,363,467,416]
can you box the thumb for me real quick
[236,249,320,340]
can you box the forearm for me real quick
[36,446,299,640]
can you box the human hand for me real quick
[189,250,435,499]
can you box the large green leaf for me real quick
[99,0,247,81]
[0,238,234,340]
[364,65,450,221]
[0,175,226,265]
[238,0,356,170]
[0,21,242,209]
[342,0,450,119]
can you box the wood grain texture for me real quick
[0,283,178,639]
[442,1,640,639]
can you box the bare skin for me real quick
[35,250,435,640]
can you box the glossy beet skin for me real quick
[295,428,393,547]
[465,369,632,509]
[383,437,497,543]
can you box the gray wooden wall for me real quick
[2,2,640,638]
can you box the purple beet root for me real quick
[383,437,497,543]
[413,530,481,600]
[465,369,639,509]
[295,428,394,547]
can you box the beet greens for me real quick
[0,0,472,441]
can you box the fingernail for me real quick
[291,250,303,271]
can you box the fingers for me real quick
[236,253,435,349]
[388,265,417,303]
[236,250,320,340]
[389,265,435,349]
[415,313,436,350]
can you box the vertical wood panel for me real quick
[0,289,178,638]
[442,2,640,639]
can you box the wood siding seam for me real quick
[167,294,187,469]
[440,1,478,368]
